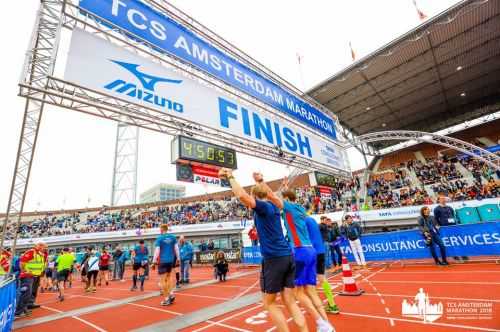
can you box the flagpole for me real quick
[296,53,305,91]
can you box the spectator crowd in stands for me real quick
[3,155,499,239]
[366,156,499,210]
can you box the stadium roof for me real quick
[308,0,500,149]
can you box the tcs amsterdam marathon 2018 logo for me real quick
[104,60,184,114]
[402,288,494,322]
[402,288,443,322]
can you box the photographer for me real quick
[328,218,343,271]
[341,215,366,269]
[418,206,449,266]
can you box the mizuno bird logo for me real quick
[110,60,182,90]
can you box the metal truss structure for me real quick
[0,0,63,251]
[3,0,497,257]
[346,130,500,171]
[2,0,351,251]
[111,123,139,206]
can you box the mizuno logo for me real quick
[110,60,182,90]
[104,59,184,113]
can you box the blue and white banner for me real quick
[64,29,348,171]
[78,0,337,139]
[4,219,245,249]
[241,221,500,264]
[312,198,500,223]
[0,277,16,332]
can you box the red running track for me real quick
[14,261,500,332]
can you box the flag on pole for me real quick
[349,41,356,61]
[296,52,305,90]
[296,53,303,65]
[412,0,427,21]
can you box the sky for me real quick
[0,0,460,212]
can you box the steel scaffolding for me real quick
[347,130,500,171]
[111,123,139,206]
[1,0,64,251]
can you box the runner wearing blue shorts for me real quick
[152,224,179,306]
[219,168,307,332]
[280,183,334,332]
[130,240,149,291]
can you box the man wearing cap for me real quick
[341,215,366,269]
[15,242,47,318]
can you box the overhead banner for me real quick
[78,0,337,139]
[242,221,500,264]
[64,29,348,172]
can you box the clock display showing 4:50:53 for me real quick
[177,136,237,169]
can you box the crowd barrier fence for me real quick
[0,276,16,332]
[241,221,500,265]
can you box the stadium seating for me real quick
[456,207,481,224]
[477,203,500,222]
[3,148,499,239]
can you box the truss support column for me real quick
[111,123,139,206]
[360,149,371,210]
[1,0,64,254]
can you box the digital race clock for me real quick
[171,136,237,169]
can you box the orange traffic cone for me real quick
[339,256,364,296]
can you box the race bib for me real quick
[448,218,455,224]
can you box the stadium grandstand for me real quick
[2,0,500,331]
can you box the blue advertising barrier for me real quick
[79,0,337,139]
[241,221,500,264]
[0,277,16,332]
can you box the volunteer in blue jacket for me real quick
[418,206,449,266]
[433,195,456,226]
[179,236,194,284]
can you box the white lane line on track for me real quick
[176,292,232,301]
[233,280,260,300]
[129,302,251,331]
[42,306,63,313]
[339,311,500,332]
[266,310,306,332]
[362,266,395,328]
[72,316,109,332]
[190,303,263,332]
[128,303,182,316]
[357,292,500,303]
[43,305,108,332]
[368,280,500,285]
